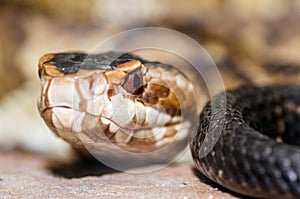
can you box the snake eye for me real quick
[122,69,143,94]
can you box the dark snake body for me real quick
[191,84,300,198]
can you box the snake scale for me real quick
[38,52,300,198]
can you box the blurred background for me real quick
[1,0,300,161]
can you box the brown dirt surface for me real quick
[0,151,241,199]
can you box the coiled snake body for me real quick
[38,52,300,198]
[192,85,300,198]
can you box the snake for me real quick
[38,52,300,198]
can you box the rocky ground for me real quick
[0,151,240,199]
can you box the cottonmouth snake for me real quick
[38,52,300,198]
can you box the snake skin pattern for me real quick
[191,84,300,199]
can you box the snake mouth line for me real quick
[40,105,185,145]
[40,105,72,115]
[40,105,183,131]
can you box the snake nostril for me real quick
[107,88,114,99]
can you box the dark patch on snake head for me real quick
[44,53,87,74]
[44,52,146,74]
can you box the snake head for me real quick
[38,52,198,154]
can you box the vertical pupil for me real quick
[133,73,141,89]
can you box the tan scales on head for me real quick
[38,52,198,153]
